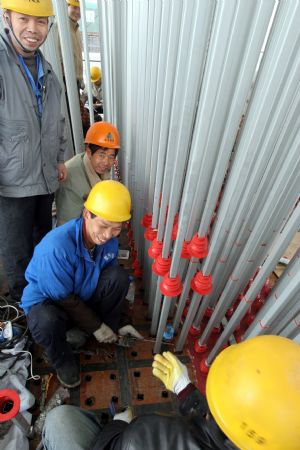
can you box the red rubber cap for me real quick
[148,239,163,259]
[144,227,158,242]
[194,340,207,353]
[199,358,210,374]
[134,267,143,278]
[191,271,213,295]
[141,213,152,228]
[189,325,201,337]
[187,234,208,259]
[0,389,20,422]
[181,240,191,259]
[132,258,140,269]
[152,255,172,276]
[130,249,137,260]
[160,274,183,297]
[171,221,178,241]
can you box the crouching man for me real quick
[20,181,143,388]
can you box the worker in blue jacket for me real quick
[20,181,143,388]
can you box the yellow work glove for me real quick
[152,351,191,394]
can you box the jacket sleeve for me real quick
[91,420,128,450]
[57,114,66,163]
[177,383,209,417]
[60,295,101,334]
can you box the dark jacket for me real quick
[91,385,233,450]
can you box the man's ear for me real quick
[82,208,91,220]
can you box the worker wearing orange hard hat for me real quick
[56,122,120,225]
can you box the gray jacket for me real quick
[0,30,67,197]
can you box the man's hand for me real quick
[57,162,67,181]
[152,351,191,394]
[118,325,144,340]
[93,323,117,343]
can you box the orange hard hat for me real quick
[85,122,120,149]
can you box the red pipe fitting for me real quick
[144,227,158,242]
[0,389,20,422]
[194,340,207,353]
[181,240,191,259]
[141,213,152,228]
[171,221,178,241]
[200,358,210,374]
[148,239,163,259]
[191,271,213,295]
[132,258,140,269]
[134,267,143,278]
[160,274,183,297]
[189,325,201,337]
[131,249,137,260]
[204,307,214,318]
[152,255,172,276]
[187,234,208,259]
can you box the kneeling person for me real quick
[21,181,142,388]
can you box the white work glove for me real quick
[93,323,117,343]
[118,325,144,340]
[152,351,191,395]
[113,407,133,424]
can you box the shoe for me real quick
[56,360,81,388]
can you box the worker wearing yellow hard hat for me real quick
[42,334,300,449]
[0,0,67,303]
[55,122,120,225]
[81,66,103,116]
[20,180,143,389]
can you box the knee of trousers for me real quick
[27,303,67,341]
[103,265,130,289]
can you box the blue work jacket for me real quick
[20,217,118,314]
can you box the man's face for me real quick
[83,210,122,247]
[68,5,81,22]
[5,11,48,56]
[86,146,116,175]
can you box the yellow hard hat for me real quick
[90,66,102,83]
[1,0,54,16]
[84,180,131,222]
[66,0,80,7]
[206,335,300,450]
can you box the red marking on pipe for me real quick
[242,296,254,304]
[293,319,300,328]
[234,242,242,247]
[218,258,226,263]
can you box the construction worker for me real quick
[20,181,143,388]
[53,0,84,92]
[81,66,103,113]
[0,0,67,301]
[42,335,300,449]
[55,122,119,225]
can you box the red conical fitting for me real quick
[148,239,163,259]
[131,249,137,260]
[187,234,208,259]
[181,240,191,259]
[199,358,210,374]
[144,227,158,241]
[152,255,172,276]
[134,267,143,278]
[132,258,140,269]
[171,221,178,241]
[204,307,214,318]
[141,213,152,228]
[189,325,201,337]
[194,340,207,353]
[191,271,213,295]
[128,229,133,239]
[160,274,183,297]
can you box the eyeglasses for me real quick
[95,153,116,163]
